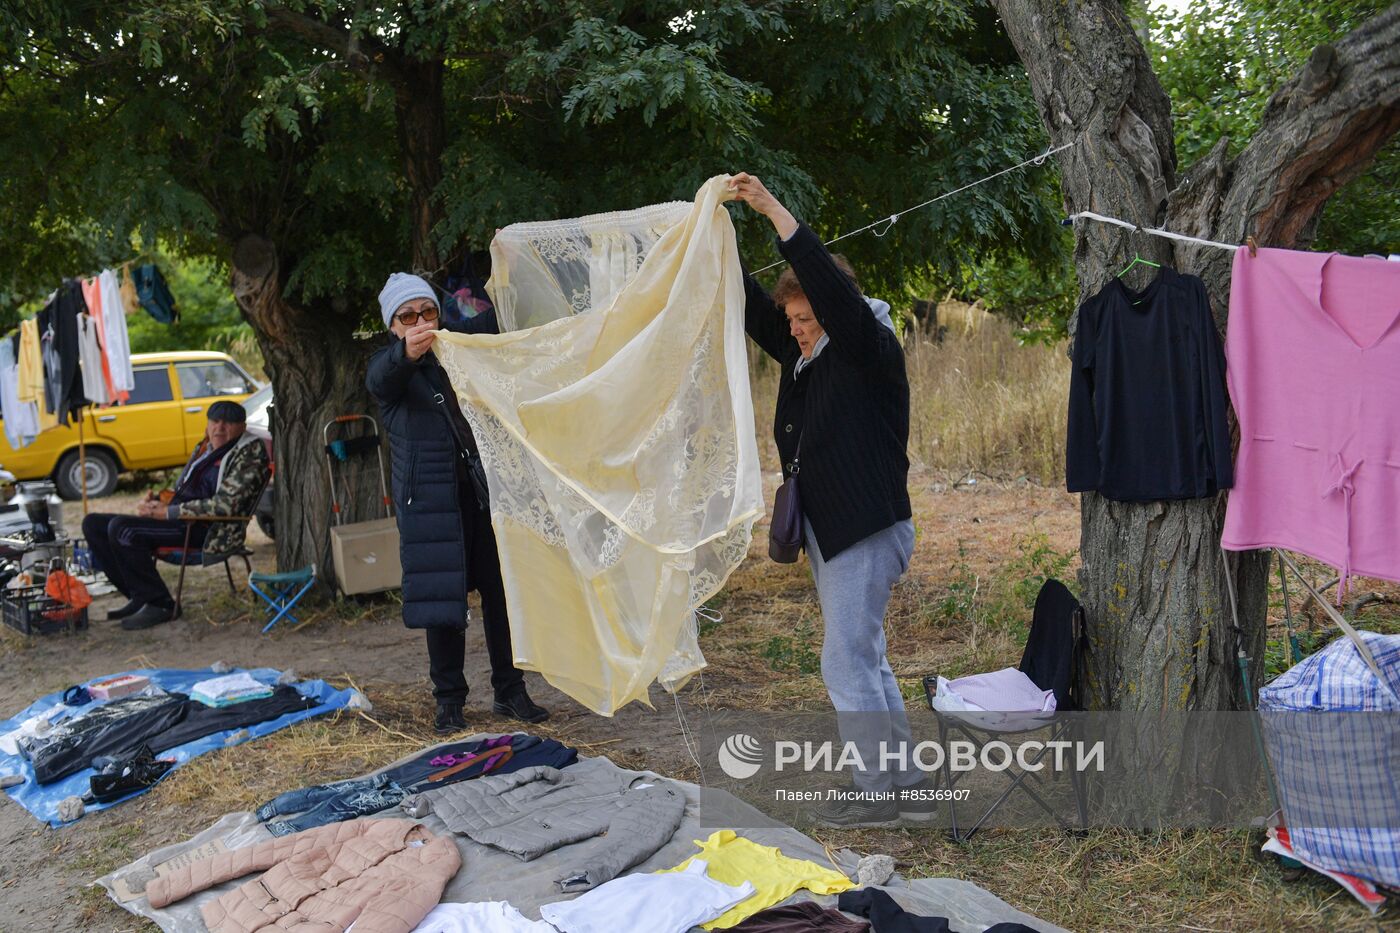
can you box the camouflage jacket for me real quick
[175,432,271,559]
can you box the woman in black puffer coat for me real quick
[366,273,548,732]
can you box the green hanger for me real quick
[1116,253,1161,278]
[1117,253,1162,305]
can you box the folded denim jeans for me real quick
[257,773,407,836]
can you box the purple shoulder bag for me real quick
[768,438,803,563]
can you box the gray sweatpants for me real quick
[805,518,918,791]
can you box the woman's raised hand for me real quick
[728,173,798,240]
[403,321,438,361]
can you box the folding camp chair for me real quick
[155,439,274,621]
[924,578,1091,842]
[249,564,317,633]
[157,515,256,621]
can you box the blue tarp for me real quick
[0,667,354,827]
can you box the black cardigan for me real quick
[744,224,912,560]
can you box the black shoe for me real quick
[492,688,549,724]
[106,600,144,621]
[88,744,175,804]
[810,785,901,828]
[895,778,940,822]
[434,704,468,735]
[120,604,173,630]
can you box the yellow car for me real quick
[0,350,260,499]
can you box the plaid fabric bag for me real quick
[1259,631,1400,887]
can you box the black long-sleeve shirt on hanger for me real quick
[40,279,90,425]
[1065,266,1233,501]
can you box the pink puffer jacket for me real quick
[146,819,460,933]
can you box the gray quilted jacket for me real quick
[418,759,685,891]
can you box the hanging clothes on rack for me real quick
[15,319,44,403]
[77,312,111,406]
[0,337,40,449]
[1222,247,1400,595]
[80,276,122,404]
[132,264,178,324]
[40,281,90,425]
[1066,266,1234,500]
[118,264,141,317]
[14,317,53,432]
[98,269,135,393]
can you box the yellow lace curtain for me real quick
[434,176,762,715]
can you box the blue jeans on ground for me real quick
[805,518,918,792]
[256,773,406,836]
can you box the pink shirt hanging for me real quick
[1223,247,1400,595]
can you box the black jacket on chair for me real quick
[744,224,912,560]
[366,310,499,630]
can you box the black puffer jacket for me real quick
[366,311,499,630]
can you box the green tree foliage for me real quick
[0,1,1065,318]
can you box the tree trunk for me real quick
[231,234,382,587]
[394,58,447,275]
[989,0,1400,715]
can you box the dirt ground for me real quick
[1,477,1394,932]
[0,475,1072,931]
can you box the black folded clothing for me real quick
[27,684,316,785]
[145,685,315,754]
[25,691,187,785]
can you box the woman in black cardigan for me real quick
[731,173,925,826]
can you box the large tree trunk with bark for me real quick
[989,1,1400,718]
[245,12,456,582]
[231,234,382,587]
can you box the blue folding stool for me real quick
[249,564,317,633]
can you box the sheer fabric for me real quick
[434,176,761,715]
[488,200,690,331]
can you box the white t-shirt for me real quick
[407,902,557,933]
[539,859,755,933]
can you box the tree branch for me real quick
[263,7,404,85]
[1216,6,1400,248]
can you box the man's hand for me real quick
[403,320,438,361]
[136,499,162,519]
[728,173,799,240]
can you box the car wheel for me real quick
[55,449,120,500]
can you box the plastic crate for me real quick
[1,586,88,636]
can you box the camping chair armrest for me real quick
[175,514,255,523]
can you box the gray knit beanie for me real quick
[377,273,439,327]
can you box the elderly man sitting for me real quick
[82,400,270,630]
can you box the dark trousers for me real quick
[425,497,524,705]
[81,512,205,608]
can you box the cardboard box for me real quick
[329,518,402,595]
[89,674,150,701]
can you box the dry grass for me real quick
[904,318,1068,484]
[804,825,1390,933]
[748,315,1068,484]
[30,325,1400,931]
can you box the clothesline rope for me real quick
[752,139,1080,274]
[1063,210,1239,252]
